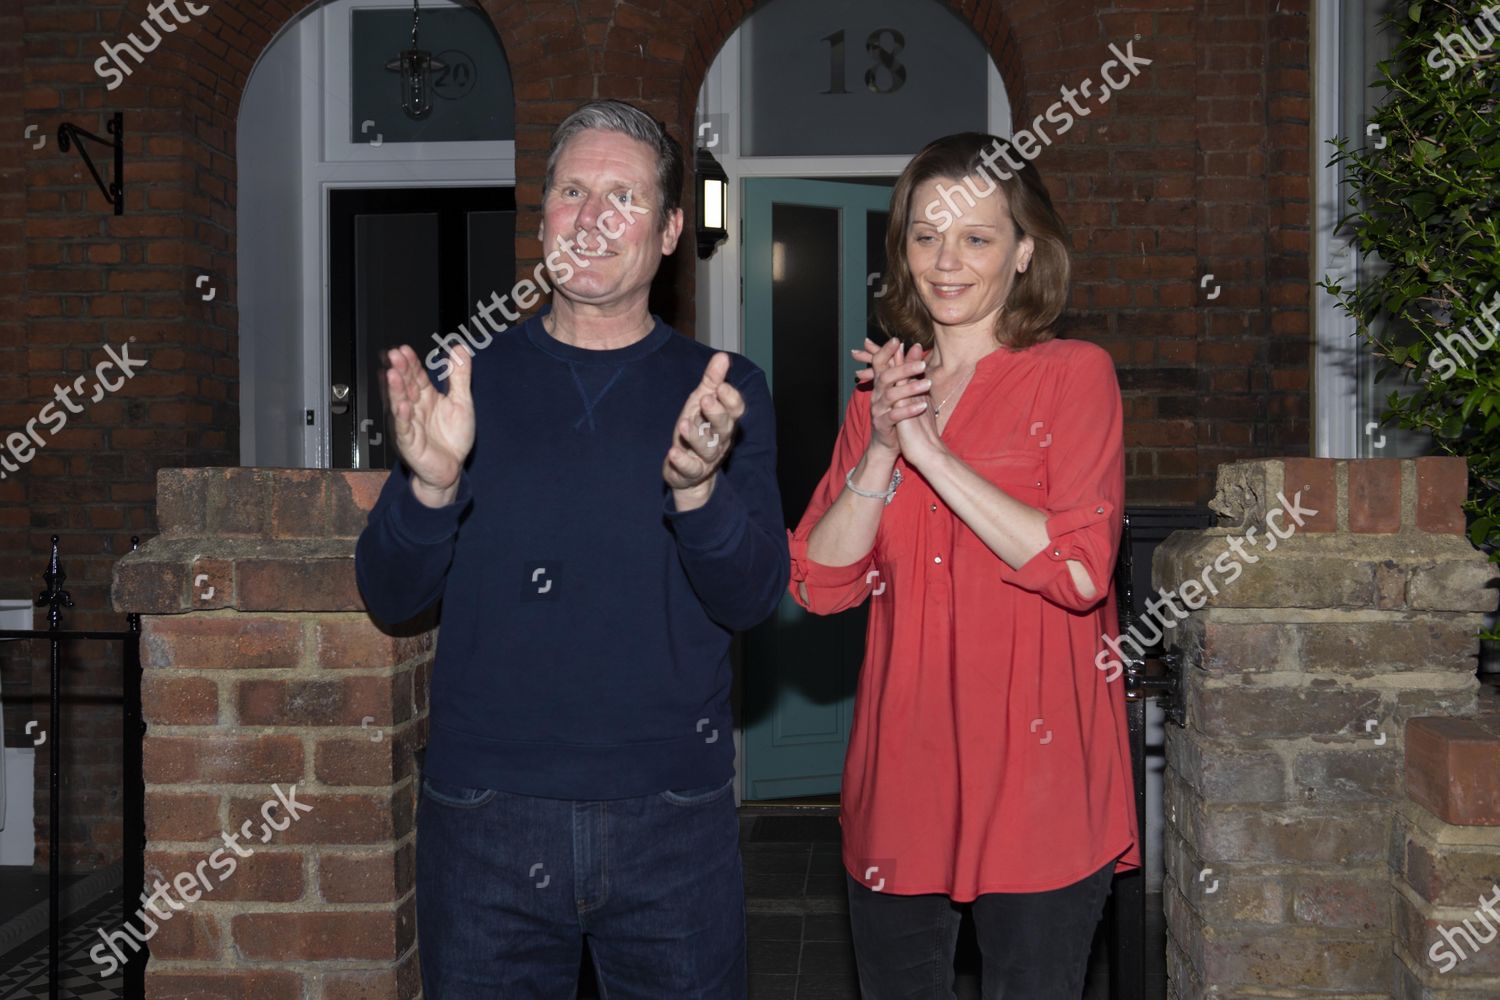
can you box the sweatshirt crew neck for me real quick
[524,307,673,366]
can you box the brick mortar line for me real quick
[144,785,411,803]
[145,957,413,969]
[1389,940,1500,987]
[1198,608,1487,623]
[146,780,416,793]
[1171,863,1392,877]
[1191,672,1477,688]
[1168,764,1401,792]
[149,790,412,799]
[1397,819,1500,850]
[1173,735,1408,751]
[148,842,412,856]
[1391,876,1500,922]
[145,659,432,673]
[145,723,420,732]
[152,901,408,912]
[145,660,432,672]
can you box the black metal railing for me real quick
[1106,507,1214,1000]
[0,535,144,1000]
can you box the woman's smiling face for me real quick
[905,176,1035,335]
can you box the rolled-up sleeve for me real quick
[998,346,1124,612]
[787,389,879,615]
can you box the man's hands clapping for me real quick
[385,344,476,509]
[665,352,744,511]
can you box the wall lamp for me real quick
[386,0,445,119]
[696,147,729,260]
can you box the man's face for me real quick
[540,129,683,308]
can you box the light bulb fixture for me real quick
[696,147,729,260]
[386,0,446,120]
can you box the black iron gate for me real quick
[0,536,145,1000]
[1106,507,1212,1000]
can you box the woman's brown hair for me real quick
[877,132,1071,351]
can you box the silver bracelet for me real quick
[845,466,902,505]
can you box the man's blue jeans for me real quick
[416,771,747,999]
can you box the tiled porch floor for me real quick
[578,810,1166,1000]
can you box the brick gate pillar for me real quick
[1151,458,1498,999]
[111,468,432,1000]
[1392,716,1500,997]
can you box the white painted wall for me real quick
[238,14,309,468]
[0,598,35,860]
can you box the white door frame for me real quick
[239,0,516,468]
[305,0,516,468]
[1311,1,1363,459]
[695,21,1011,358]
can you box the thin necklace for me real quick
[933,364,975,416]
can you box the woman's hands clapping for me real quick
[851,338,947,470]
[854,338,928,454]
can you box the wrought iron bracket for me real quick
[57,112,124,216]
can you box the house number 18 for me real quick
[820,28,908,95]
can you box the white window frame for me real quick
[319,0,517,167]
[695,20,1011,356]
[291,0,516,466]
[1312,0,1364,458]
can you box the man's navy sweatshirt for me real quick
[354,310,789,800]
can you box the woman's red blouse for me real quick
[788,338,1141,900]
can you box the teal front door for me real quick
[740,178,895,801]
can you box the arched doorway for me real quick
[691,2,1154,996]
[695,0,1012,803]
[237,0,516,470]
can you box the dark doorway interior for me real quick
[328,186,516,470]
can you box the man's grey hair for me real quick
[543,99,684,229]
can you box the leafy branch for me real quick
[1319,2,1500,617]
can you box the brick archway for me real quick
[659,0,1038,328]
[673,0,1034,132]
[69,0,589,472]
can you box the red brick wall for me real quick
[115,468,430,997]
[2,0,1312,865]
[1155,459,1496,995]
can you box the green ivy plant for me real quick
[1320,1,1500,612]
